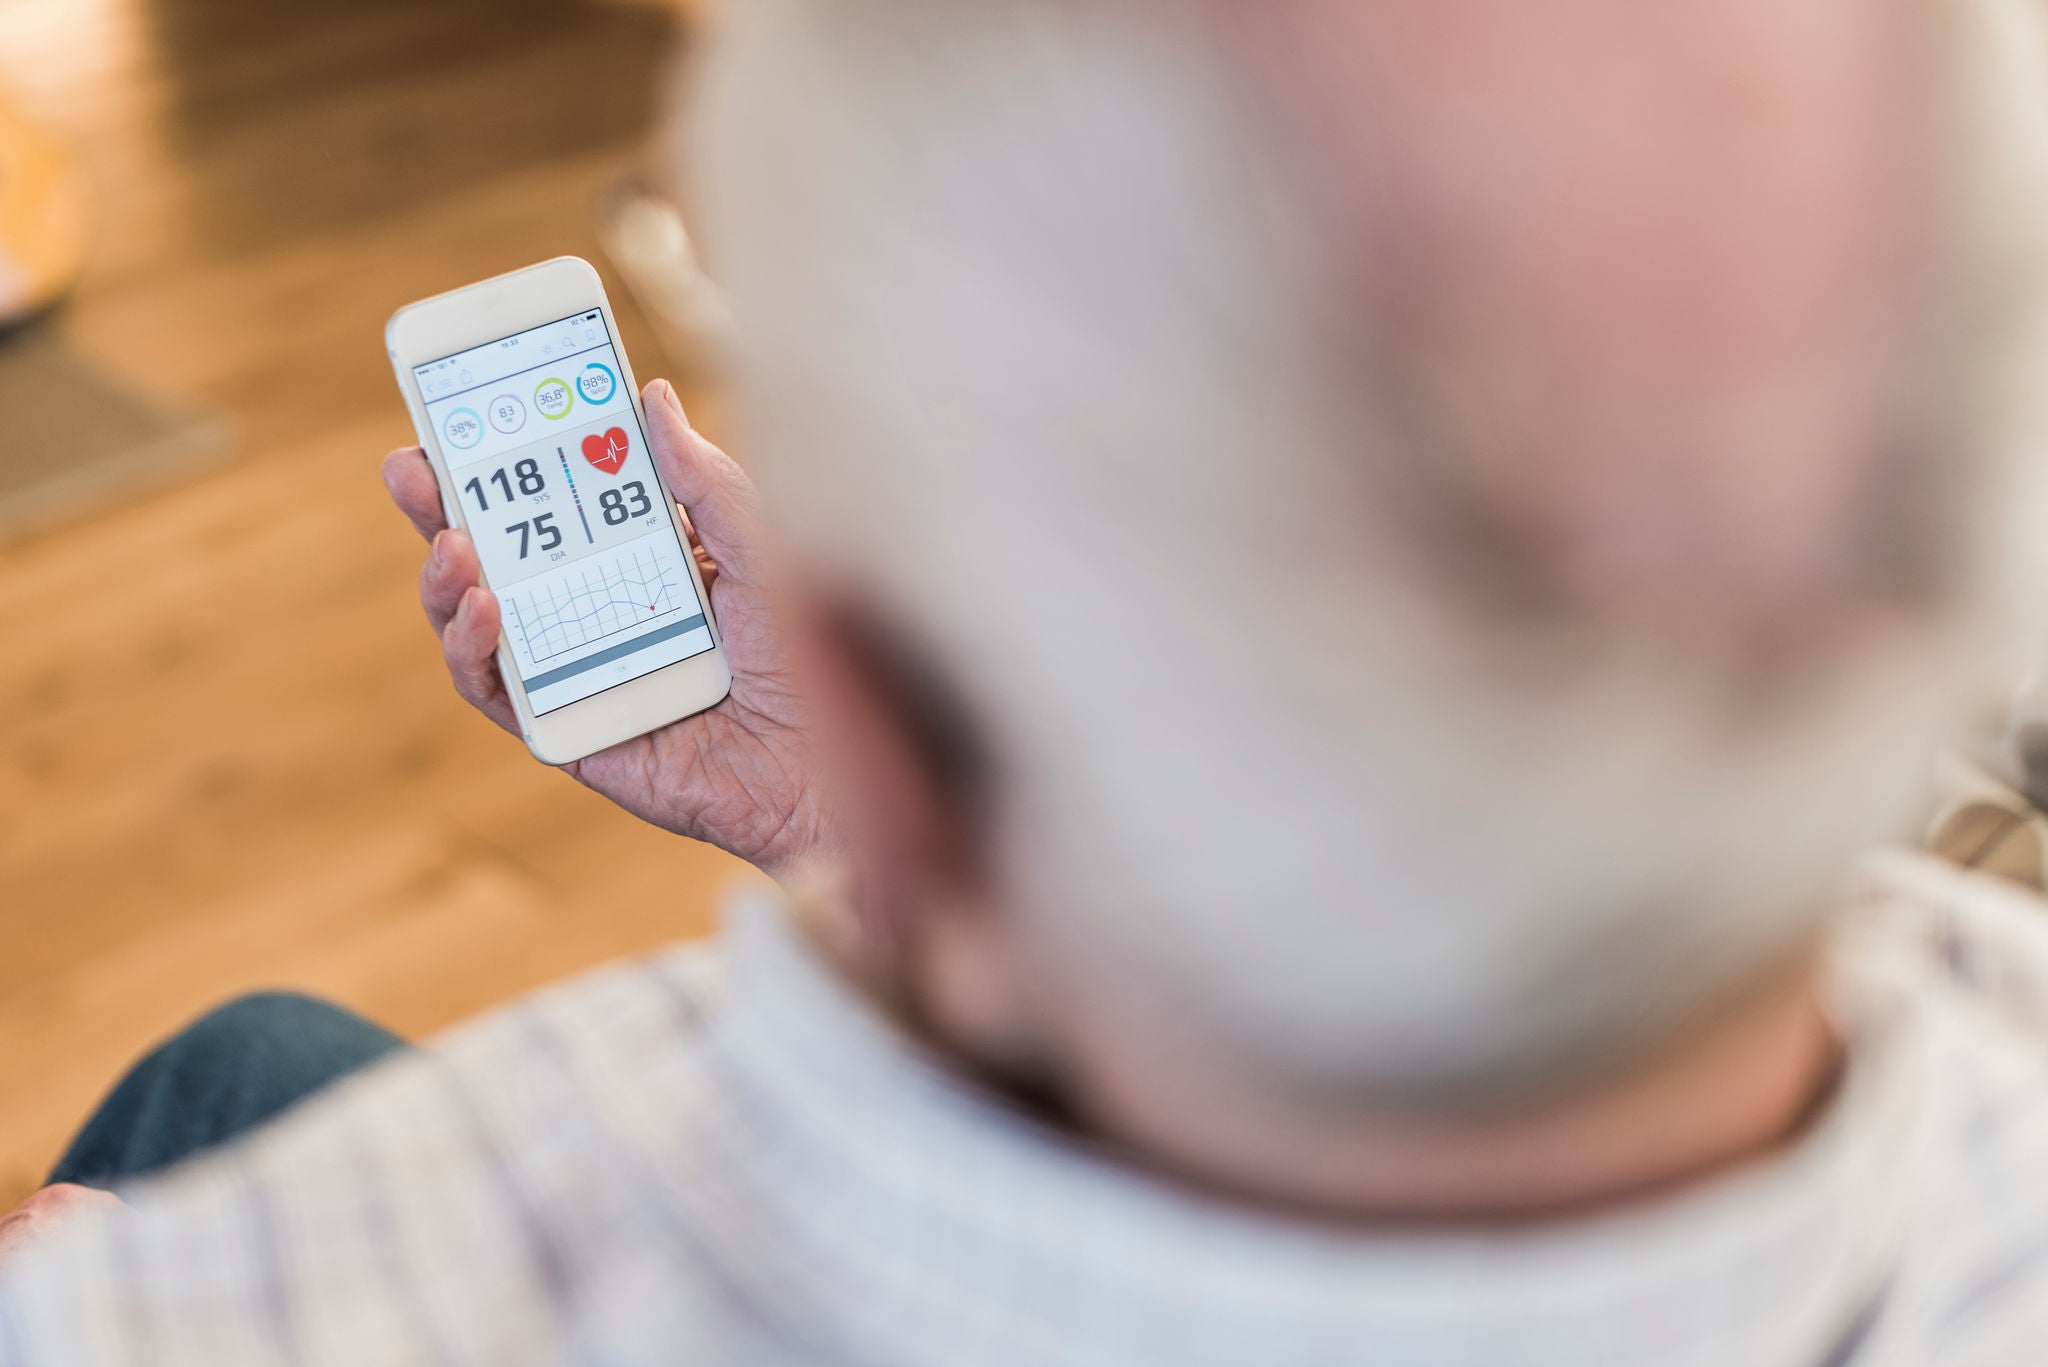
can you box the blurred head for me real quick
[690,0,2048,1133]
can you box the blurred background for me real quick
[0,0,756,1203]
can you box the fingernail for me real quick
[658,379,687,421]
[428,530,448,571]
[455,587,479,624]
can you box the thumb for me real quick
[0,1184,125,1270]
[642,379,764,585]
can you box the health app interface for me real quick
[415,311,710,715]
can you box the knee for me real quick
[49,992,404,1188]
[161,991,403,1079]
[180,990,358,1050]
[187,990,354,1032]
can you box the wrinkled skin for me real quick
[381,380,829,875]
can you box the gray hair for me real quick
[691,0,2048,1104]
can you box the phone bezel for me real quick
[385,256,731,765]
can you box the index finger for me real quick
[382,446,448,542]
[641,380,762,586]
[0,1184,125,1270]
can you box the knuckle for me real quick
[448,664,487,704]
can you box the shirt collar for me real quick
[689,888,1932,1366]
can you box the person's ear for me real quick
[788,594,989,970]
[789,594,1050,1078]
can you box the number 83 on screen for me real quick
[459,452,662,572]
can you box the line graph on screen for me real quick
[501,544,689,664]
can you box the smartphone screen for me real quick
[413,310,712,715]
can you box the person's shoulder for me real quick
[0,936,740,1366]
[1846,848,2048,1039]
[431,934,729,1077]
[1841,852,2048,1361]
[1838,849,2048,1131]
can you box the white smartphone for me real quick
[386,256,731,764]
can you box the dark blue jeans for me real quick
[48,992,404,1189]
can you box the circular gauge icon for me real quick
[443,407,484,450]
[487,394,527,434]
[576,361,617,405]
[534,377,573,420]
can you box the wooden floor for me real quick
[0,0,756,1203]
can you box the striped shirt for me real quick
[5,851,2048,1364]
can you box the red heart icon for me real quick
[581,427,629,474]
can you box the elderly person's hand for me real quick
[382,379,829,876]
[0,1185,123,1271]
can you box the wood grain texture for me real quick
[0,0,757,1204]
